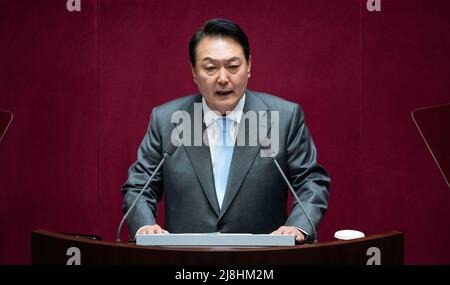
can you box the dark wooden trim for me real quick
[32,229,403,265]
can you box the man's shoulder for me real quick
[153,94,199,115]
[151,91,301,116]
[247,90,300,111]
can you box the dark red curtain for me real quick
[1,0,449,264]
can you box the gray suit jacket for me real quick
[121,90,330,241]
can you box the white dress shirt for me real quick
[202,94,246,168]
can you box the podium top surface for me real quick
[32,229,404,264]
[32,229,403,252]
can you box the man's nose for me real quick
[217,68,229,85]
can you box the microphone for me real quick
[263,148,318,243]
[116,142,178,242]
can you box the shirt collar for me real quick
[202,93,246,127]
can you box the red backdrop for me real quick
[1,0,449,264]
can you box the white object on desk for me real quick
[136,233,295,246]
[334,230,365,240]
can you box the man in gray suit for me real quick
[121,18,330,243]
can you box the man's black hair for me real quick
[189,18,250,67]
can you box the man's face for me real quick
[192,36,251,115]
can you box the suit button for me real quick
[217,222,224,231]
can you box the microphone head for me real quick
[260,146,277,158]
[259,136,278,158]
[163,141,179,157]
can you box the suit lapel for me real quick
[175,95,221,216]
[219,91,270,220]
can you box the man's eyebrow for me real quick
[201,57,242,62]
[225,57,241,62]
[201,57,218,62]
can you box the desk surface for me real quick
[32,229,404,264]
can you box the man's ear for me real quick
[191,65,198,84]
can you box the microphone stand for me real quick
[271,156,318,243]
[116,152,170,242]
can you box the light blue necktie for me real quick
[214,117,234,209]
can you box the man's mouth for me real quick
[215,90,233,96]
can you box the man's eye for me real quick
[206,66,217,71]
[228,65,240,71]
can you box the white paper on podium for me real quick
[135,233,295,246]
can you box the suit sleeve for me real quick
[284,104,331,241]
[120,108,164,237]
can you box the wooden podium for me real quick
[31,229,403,265]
